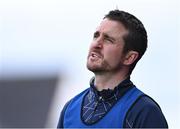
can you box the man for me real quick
[57,10,168,128]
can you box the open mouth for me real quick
[90,52,102,59]
[88,52,102,62]
[92,53,98,58]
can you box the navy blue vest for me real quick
[64,87,144,128]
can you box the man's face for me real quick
[87,18,129,74]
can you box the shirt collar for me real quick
[89,76,133,101]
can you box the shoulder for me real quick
[131,94,162,111]
[124,95,168,128]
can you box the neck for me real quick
[94,70,129,91]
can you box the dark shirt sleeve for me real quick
[57,100,71,128]
[124,95,168,128]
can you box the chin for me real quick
[86,59,111,72]
[86,64,104,73]
[87,63,98,71]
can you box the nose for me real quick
[92,37,103,49]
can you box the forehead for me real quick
[96,18,128,37]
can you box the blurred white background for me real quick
[0,0,179,128]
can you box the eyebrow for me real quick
[94,30,117,42]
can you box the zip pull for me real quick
[98,96,104,101]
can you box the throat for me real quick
[94,74,129,91]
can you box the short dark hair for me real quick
[104,10,148,74]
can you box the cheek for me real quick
[105,49,124,64]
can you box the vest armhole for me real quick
[123,94,163,128]
[123,94,146,128]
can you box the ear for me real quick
[123,51,139,65]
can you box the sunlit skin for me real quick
[87,18,138,91]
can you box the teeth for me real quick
[92,54,98,57]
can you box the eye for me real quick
[93,32,99,39]
[104,35,115,44]
[105,37,114,43]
